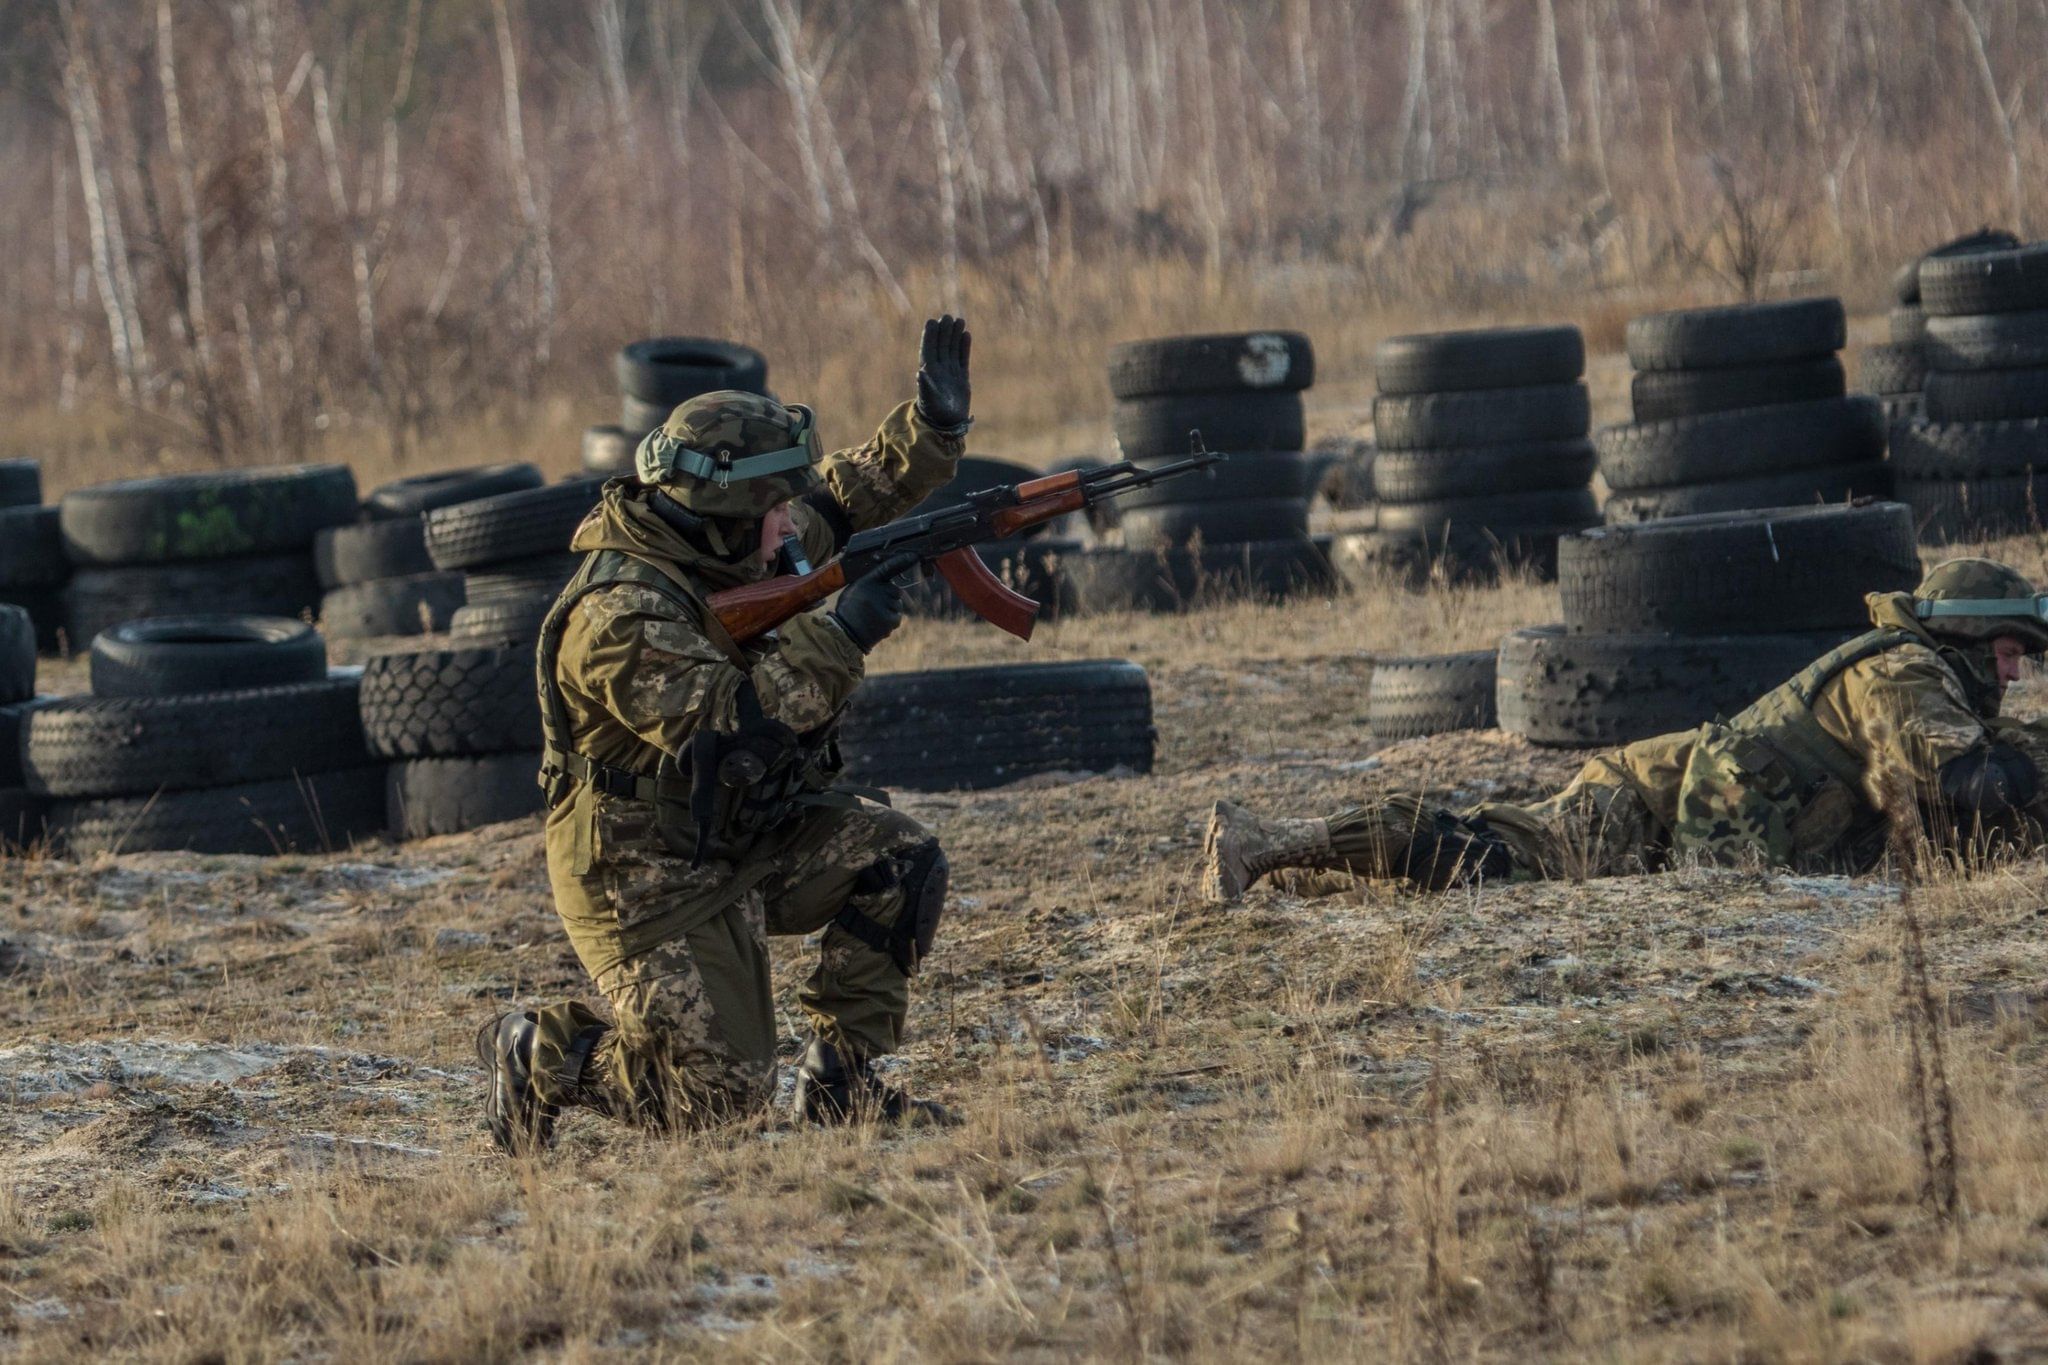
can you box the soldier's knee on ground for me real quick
[831,839,948,978]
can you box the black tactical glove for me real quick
[916,315,972,430]
[1938,740,2041,817]
[831,552,920,653]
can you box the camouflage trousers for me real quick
[529,792,936,1130]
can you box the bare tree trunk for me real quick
[53,147,81,414]
[903,0,960,310]
[156,0,213,387]
[491,0,555,373]
[1536,0,1572,158]
[1580,0,1611,193]
[1948,0,2026,232]
[58,11,144,403]
[1395,0,1432,179]
[1287,0,1324,200]
[311,64,381,388]
[592,0,637,162]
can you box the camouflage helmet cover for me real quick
[1912,557,2048,653]
[635,389,823,519]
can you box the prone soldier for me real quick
[479,318,976,1150]
[1202,558,2048,898]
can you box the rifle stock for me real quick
[709,559,848,642]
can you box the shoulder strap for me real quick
[1784,628,1920,708]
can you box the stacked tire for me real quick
[1367,652,1498,740]
[840,660,1154,790]
[583,338,770,477]
[1332,326,1596,585]
[1077,331,1332,609]
[361,643,544,839]
[314,466,539,642]
[1893,239,2048,542]
[430,477,607,647]
[1595,299,1888,523]
[1496,503,1921,747]
[58,465,357,648]
[0,603,42,849]
[19,616,384,855]
[1863,231,2017,428]
[0,460,68,654]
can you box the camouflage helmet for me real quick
[635,390,822,520]
[1912,558,2048,653]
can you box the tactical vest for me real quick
[534,547,840,860]
[1725,627,1925,802]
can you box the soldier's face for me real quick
[757,502,797,568]
[1993,636,2029,691]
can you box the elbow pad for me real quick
[1937,741,2041,817]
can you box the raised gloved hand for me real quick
[831,552,920,653]
[916,315,972,430]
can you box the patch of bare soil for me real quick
[8,596,2048,1360]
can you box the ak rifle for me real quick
[708,452,1222,643]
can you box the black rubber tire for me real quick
[1373,384,1589,451]
[1888,418,2048,478]
[0,589,63,656]
[48,766,385,856]
[363,464,544,520]
[1368,652,1498,739]
[1329,525,1576,588]
[313,518,433,588]
[1881,395,1926,427]
[1497,625,1854,748]
[1113,392,1305,460]
[621,394,676,435]
[62,556,321,649]
[1601,463,1891,523]
[423,479,605,571]
[1924,311,2048,371]
[0,506,65,589]
[1630,357,1844,422]
[0,697,52,786]
[1067,539,1334,611]
[616,337,769,404]
[386,752,544,839]
[0,788,46,850]
[1894,228,2022,304]
[21,677,368,798]
[0,460,39,509]
[840,661,1154,791]
[1895,474,2048,543]
[583,425,638,476]
[449,596,552,644]
[88,615,325,698]
[1624,298,1845,371]
[1557,503,1919,635]
[1371,440,1593,503]
[1106,332,1315,400]
[1116,452,1320,510]
[1921,242,2048,317]
[464,554,579,604]
[359,645,539,758]
[59,465,357,567]
[1890,307,1929,346]
[1375,488,1599,537]
[1859,344,1926,396]
[1924,367,2048,423]
[320,574,465,640]
[1593,396,1885,492]
[1118,498,1310,548]
[0,606,30,705]
[1373,326,1584,395]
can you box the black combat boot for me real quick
[477,1011,579,1154]
[794,1036,958,1127]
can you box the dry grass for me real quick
[8,552,2048,1359]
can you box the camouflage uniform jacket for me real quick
[542,401,962,932]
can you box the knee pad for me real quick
[835,840,948,976]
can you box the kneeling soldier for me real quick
[480,318,975,1150]
[1203,558,2048,898]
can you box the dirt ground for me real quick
[9,558,2048,1362]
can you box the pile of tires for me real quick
[58,465,357,648]
[1893,238,2048,542]
[0,604,43,849]
[1075,332,1333,610]
[1864,230,2017,427]
[841,660,1154,790]
[429,476,607,646]
[901,457,1077,620]
[314,466,539,642]
[1595,299,1888,523]
[361,643,544,839]
[582,338,770,477]
[18,616,384,855]
[0,460,67,654]
[1367,651,1498,740]
[1496,502,1921,747]
[1335,326,1597,585]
